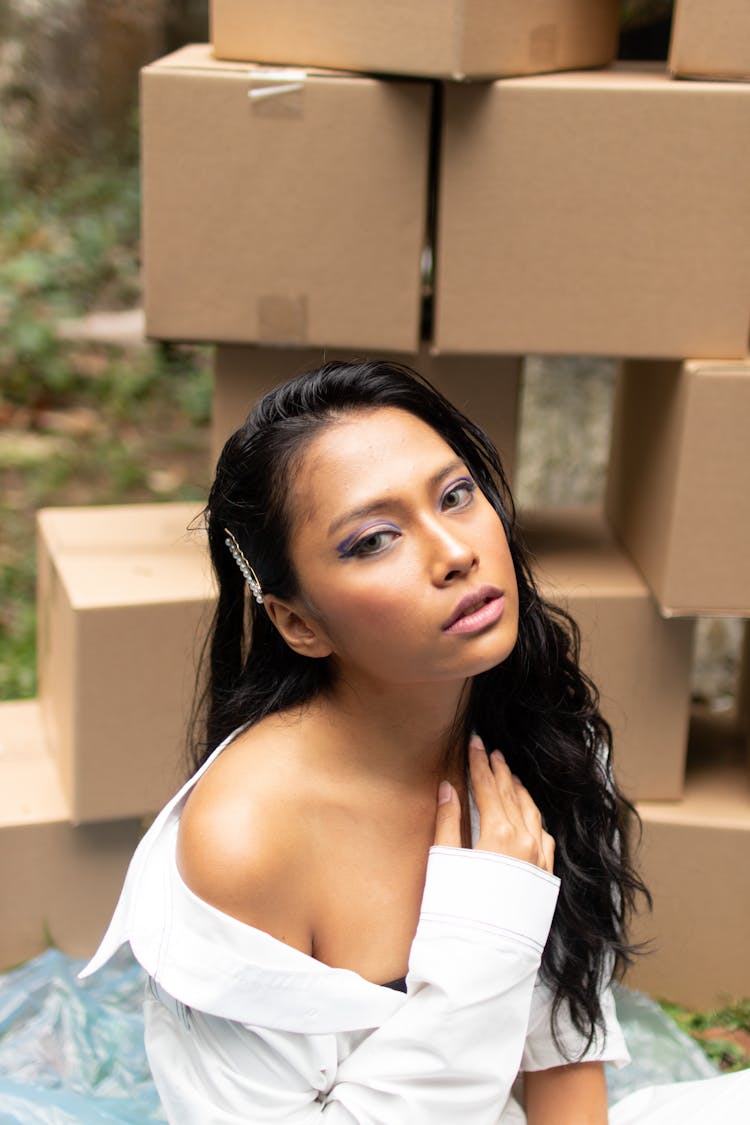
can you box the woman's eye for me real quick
[442,479,476,510]
[347,529,399,558]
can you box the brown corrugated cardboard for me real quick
[210,0,619,81]
[211,345,521,480]
[0,699,142,969]
[521,508,695,800]
[627,710,750,1008]
[669,0,750,81]
[421,352,521,482]
[211,346,321,463]
[141,45,431,351]
[606,359,750,616]
[435,64,750,358]
[37,502,214,823]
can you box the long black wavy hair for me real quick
[188,358,651,1057]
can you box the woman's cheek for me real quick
[343,588,412,630]
[323,579,424,647]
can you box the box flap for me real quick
[145,42,372,82]
[36,504,215,609]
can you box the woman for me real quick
[81,360,750,1122]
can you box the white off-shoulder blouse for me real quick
[80,721,749,1123]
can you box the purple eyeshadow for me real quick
[335,530,360,556]
[335,522,400,557]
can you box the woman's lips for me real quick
[442,592,505,635]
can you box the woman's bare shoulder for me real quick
[176,712,317,952]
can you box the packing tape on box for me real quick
[248,67,305,117]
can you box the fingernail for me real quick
[438,780,453,805]
[469,733,484,751]
[492,749,506,764]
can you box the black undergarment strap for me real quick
[381,975,407,993]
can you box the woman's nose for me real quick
[428,524,478,585]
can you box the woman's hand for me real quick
[434,734,556,873]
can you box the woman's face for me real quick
[282,406,519,688]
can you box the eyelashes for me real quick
[441,477,476,510]
[338,525,401,559]
[336,477,477,560]
[337,522,402,558]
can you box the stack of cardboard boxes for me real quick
[1,0,748,1008]
[0,502,210,968]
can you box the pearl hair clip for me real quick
[223,528,264,604]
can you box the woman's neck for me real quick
[305,673,470,789]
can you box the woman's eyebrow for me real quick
[327,458,467,538]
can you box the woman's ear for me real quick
[263,597,333,660]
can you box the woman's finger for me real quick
[510,777,547,865]
[511,775,543,831]
[488,750,527,828]
[469,735,556,869]
[541,830,556,874]
[508,771,556,875]
[433,781,462,848]
[468,734,511,821]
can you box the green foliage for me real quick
[0,559,36,699]
[0,340,213,703]
[0,140,213,703]
[660,998,750,1073]
[169,350,213,426]
[0,154,141,406]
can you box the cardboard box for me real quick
[606,359,750,616]
[669,0,750,81]
[435,64,750,358]
[627,710,750,1008]
[521,508,695,800]
[210,0,619,81]
[37,502,215,822]
[211,345,522,480]
[0,699,143,969]
[141,45,431,351]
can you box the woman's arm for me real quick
[524,1062,609,1125]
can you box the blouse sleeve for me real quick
[144,845,560,1124]
[519,955,631,1072]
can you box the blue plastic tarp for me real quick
[0,947,719,1123]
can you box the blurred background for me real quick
[1,0,749,1085]
[0,0,740,714]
